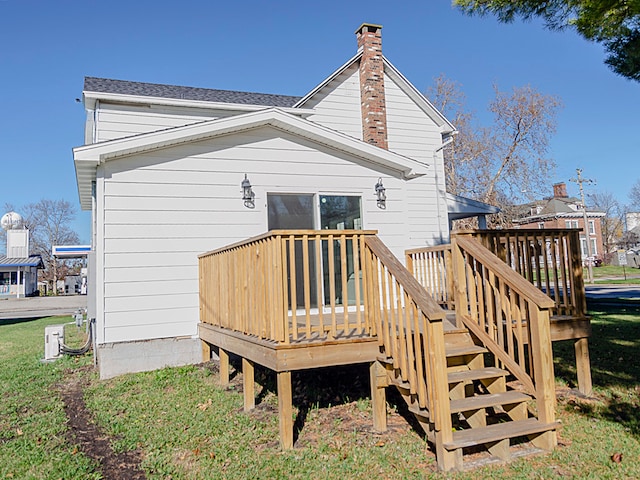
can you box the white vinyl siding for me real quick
[303,64,363,140]
[94,103,238,142]
[97,127,444,344]
[384,73,442,165]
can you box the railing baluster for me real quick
[340,234,349,333]
[287,235,298,341]
[315,234,324,336]
[327,234,336,338]
[302,235,311,338]
[395,279,408,381]
[353,235,362,333]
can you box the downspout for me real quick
[433,133,456,244]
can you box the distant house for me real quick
[625,212,640,245]
[0,227,42,298]
[73,23,495,379]
[514,182,605,261]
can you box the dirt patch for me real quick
[60,373,146,480]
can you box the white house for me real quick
[73,23,495,379]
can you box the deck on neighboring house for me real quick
[199,228,592,471]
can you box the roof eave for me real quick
[293,51,363,108]
[73,108,428,209]
[83,91,315,117]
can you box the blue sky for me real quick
[1,0,638,243]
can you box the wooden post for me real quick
[201,339,211,362]
[428,317,460,471]
[277,371,294,449]
[219,348,229,387]
[369,361,387,432]
[528,306,557,450]
[451,238,468,329]
[575,337,593,396]
[444,248,454,310]
[243,358,255,411]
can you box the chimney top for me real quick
[355,23,383,35]
[553,182,568,198]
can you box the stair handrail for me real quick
[451,235,557,426]
[363,237,453,439]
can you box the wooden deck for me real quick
[198,229,590,471]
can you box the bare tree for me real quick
[427,76,561,225]
[587,191,623,262]
[22,199,80,293]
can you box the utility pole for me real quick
[570,168,595,284]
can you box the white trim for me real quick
[83,91,315,117]
[293,52,363,108]
[294,52,456,134]
[74,108,428,210]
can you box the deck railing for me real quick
[363,236,452,432]
[406,229,586,318]
[405,245,454,309]
[468,229,586,318]
[452,235,556,424]
[199,230,453,439]
[198,230,378,344]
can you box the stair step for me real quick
[444,418,560,450]
[446,345,487,358]
[450,391,530,413]
[448,367,508,384]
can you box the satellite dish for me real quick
[1,212,23,230]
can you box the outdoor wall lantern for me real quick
[375,177,386,209]
[241,174,255,208]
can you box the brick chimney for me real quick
[553,182,568,198]
[356,23,388,150]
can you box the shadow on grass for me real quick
[0,316,46,327]
[553,302,640,438]
[223,359,424,444]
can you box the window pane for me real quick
[267,194,314,230]
[319,196,362,305]
[320,196,362,230]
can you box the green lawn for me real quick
[0,316,98,479]
[2,306,640,479]
[593,265,640,284]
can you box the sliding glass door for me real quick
[267,193,362,309]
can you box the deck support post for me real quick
[243,358,255,411]
[219,348,229,387]
[574,337,593,396]
[277,371,294,450]
[369,360,387,432]
[201,339,211,362]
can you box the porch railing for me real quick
[406,229,587,318]
[198,230,377,344]
[468,229,586,318]
[199,230,453,439]
[363,236,452,432]
[451,235,556,424]
[405,245,453,310]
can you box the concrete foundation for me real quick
[97,336,202,379]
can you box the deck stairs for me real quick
[379,317,559,470]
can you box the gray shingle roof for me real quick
[0,256,44,268]
[84,77,301,107]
